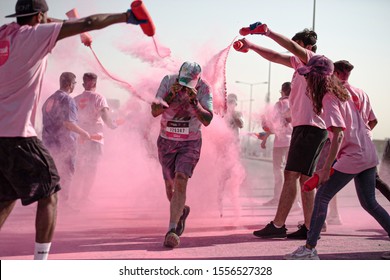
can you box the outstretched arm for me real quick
[56,10,140,42]
[238,23,310,65]
[267,29,309,64]
[239,38,292,68]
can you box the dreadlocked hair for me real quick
[305,74,349,115]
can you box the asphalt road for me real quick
[0,158,389,260]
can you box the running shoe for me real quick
[287,224,308,239]
[284,245,320,260]
[298,220,327,232]
[287,224,321,240]
[253,221,287,238]
[176,205,190,236]
[163,229,180,248]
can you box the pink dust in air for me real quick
[3,21,389,261]
[32,24,265,234]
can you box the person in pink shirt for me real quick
[285,55,390,260]
[333,60,390,202]
[237,26,328,239]
[260,82,293,207]
[72,72,119,203]
[0,0,145,260]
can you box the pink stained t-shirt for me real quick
[322,93,378,174]
[74,90,109,145]
[343,82,376,139]
[289,51,326,129]
[155,74,213,141]
[0,22,62,137]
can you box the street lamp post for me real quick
[235,81,268,132]
[235,80,268,156]
[265,51,290,106]
[265,62,272,104]
[312,0,316,31]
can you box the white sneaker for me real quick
[284,245,320,260]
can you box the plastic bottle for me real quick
[130,0,155,37]
[65,8,93,46]
[233,41,248,53]
[251,132,267,140]
[303,168,335,192]
[239,22,268,36]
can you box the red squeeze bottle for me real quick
[131,0,155,37]
[233,41,248,53]
[303,168,335,192]
[239,22,268,36]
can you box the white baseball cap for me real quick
[178,61,201,89]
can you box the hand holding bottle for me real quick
[303,168,335,192]
[239,22,270,36]
[233,41,248,53]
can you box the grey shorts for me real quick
[157,136,202,181]
[0,137,61,205]
[285,125,328,177]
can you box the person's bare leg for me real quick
[35,193,58,243]
[170,172,188,225]
[0,200,17,228]
[165,180,174,202]
[273,170,300,226]
[300,174,315,228]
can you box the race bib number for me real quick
[166,121,189,139]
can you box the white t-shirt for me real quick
[0,22,62,137]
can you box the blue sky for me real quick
[1,0,389,139]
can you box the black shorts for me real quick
[285,126,328,177]
[0,137,61,205]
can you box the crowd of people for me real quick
[236,23,390,259]
[0,0,389,260]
